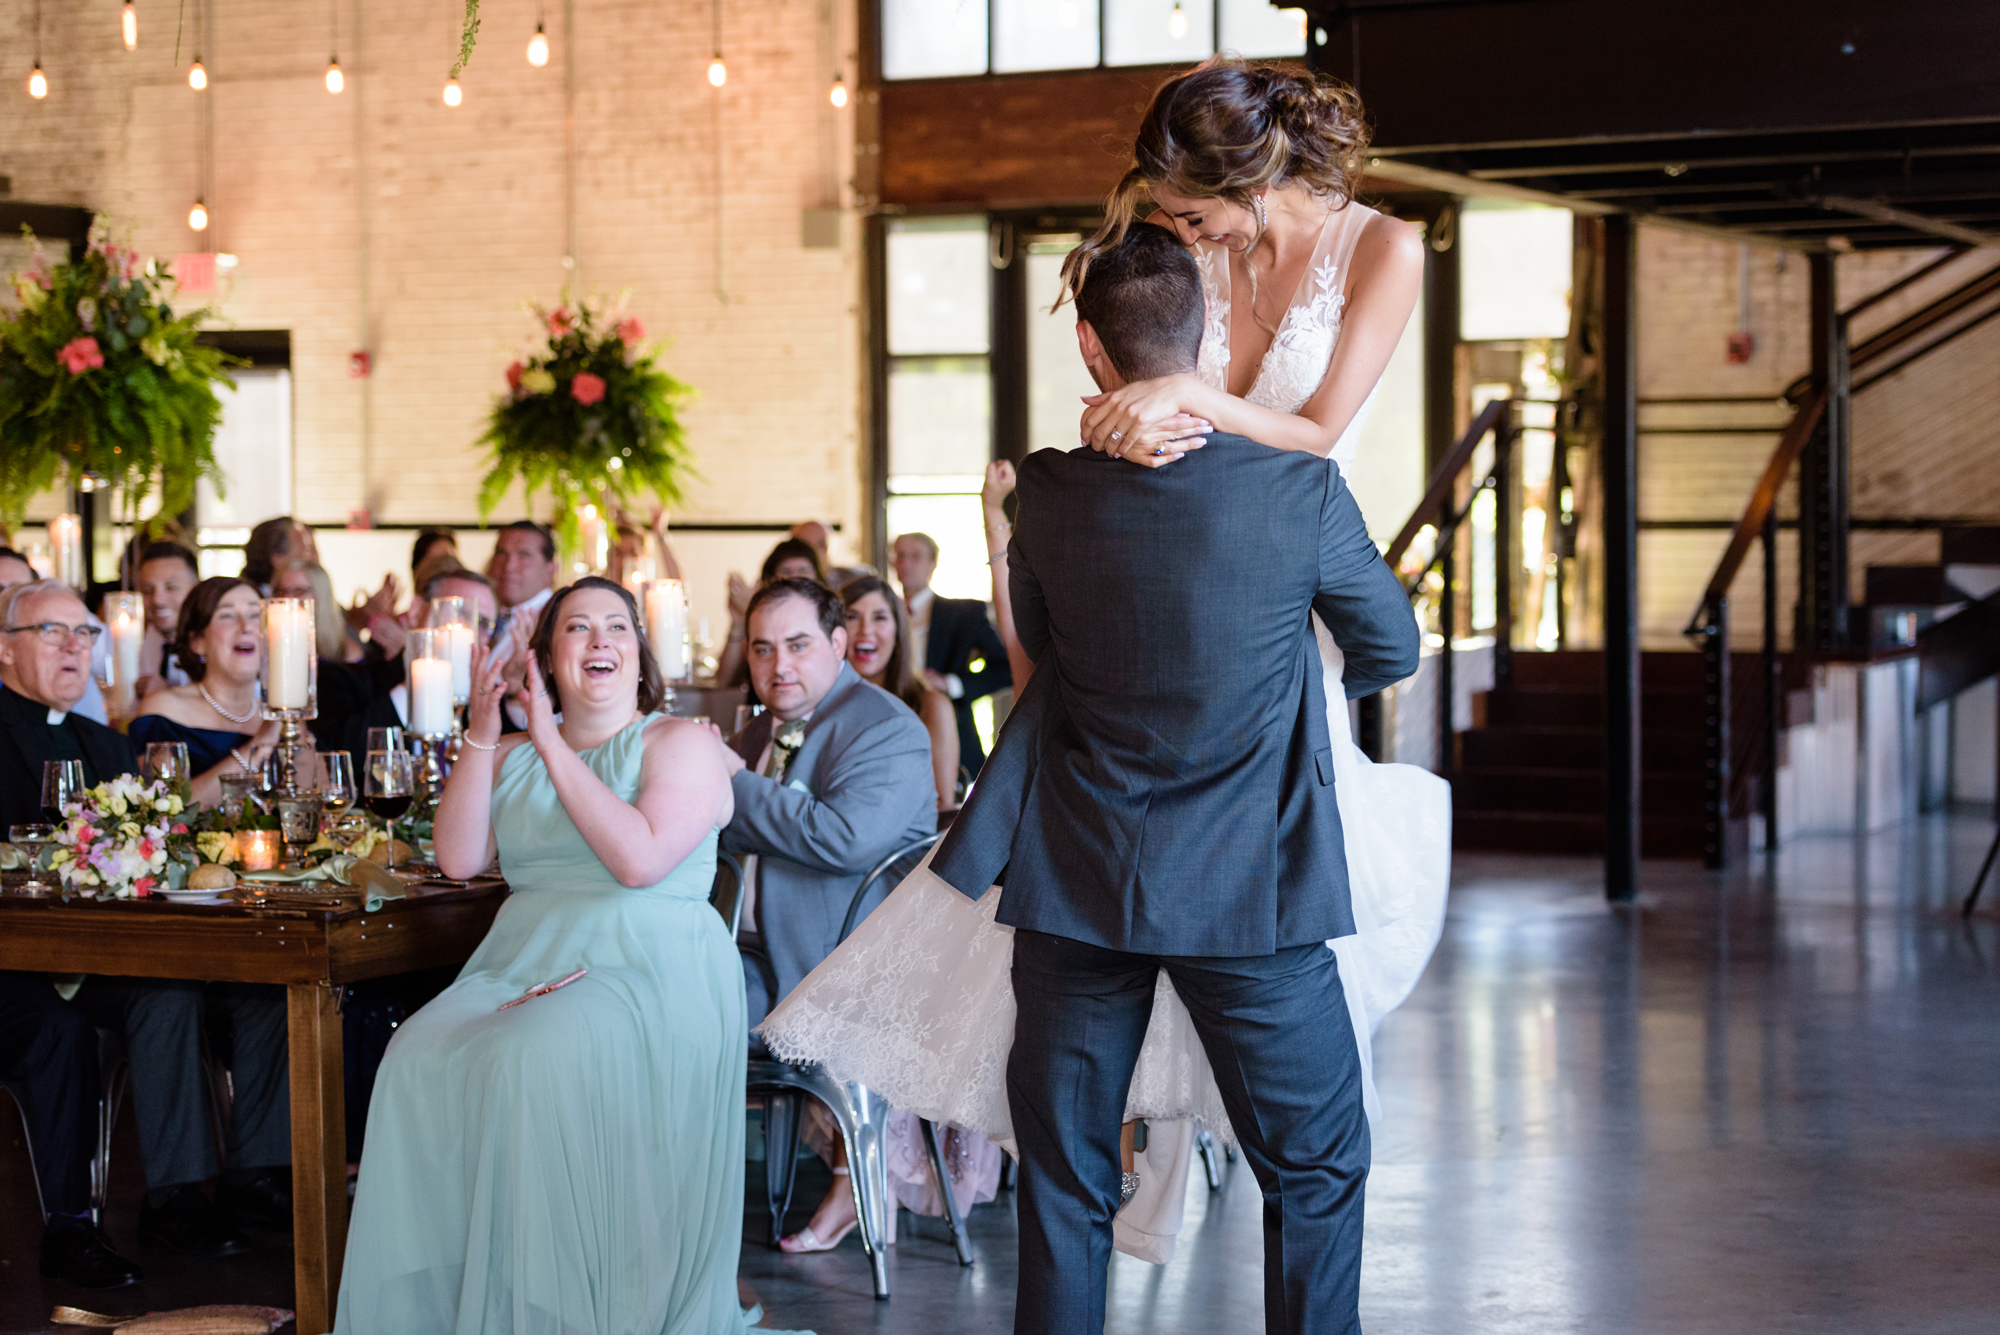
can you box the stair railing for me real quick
[1364,397,1516,771]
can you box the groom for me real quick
[931,223,1419,1335]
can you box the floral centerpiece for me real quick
[47,776,192,898]
[475,295,696,553]
[0,227,233,527]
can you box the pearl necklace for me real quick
[199,681,261,726]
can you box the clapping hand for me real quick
[517,650,560,743]
[466,641,510,747]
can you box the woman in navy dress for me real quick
[129,577,279,803]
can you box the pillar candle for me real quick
[103,592,144,716]
[444,624,474,701]
[265,600,313,711]
[645,579,690,682]
[48,514,84,591]
[409,658,455,736]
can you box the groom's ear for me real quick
[1076,320,1114,388]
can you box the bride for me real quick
[761,56,1452,1262]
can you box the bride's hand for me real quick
[1081,373,1212,463]
[465,641,509,746]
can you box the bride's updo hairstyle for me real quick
[527,575,667,715]
[1059,56,1370,309]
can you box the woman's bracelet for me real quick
[460,736,498,752]
[988,551,1009,565]
[230,747,254,773]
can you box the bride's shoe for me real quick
[1120,1172,1141,1204]
[778,1168,859,1254]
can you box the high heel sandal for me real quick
[778,1167,860,1254]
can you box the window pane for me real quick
[993,0,1100,73]
[1219,0,1306,57]
[889,359,991,476]
[1459,204,1573,341]
[1026,241,1101,455]
[1106,0,1214,67]
[882,0,990,80]
[887,220,991,356]
[885,493,992,600]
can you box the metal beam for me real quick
[1602,215,1640,902]
[1818,195,2000,247]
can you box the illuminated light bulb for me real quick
[527,23,549,67]
[707,56,726,87]
[188,200,209,231]
[1167,2,1189,39]
[28,64,47,99]
[442,76,462,106]
[122,1,137,50]
[188,58,207,90]
[325,58,343,94]
[829,74,847,108]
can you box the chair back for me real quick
[838,832,943,944]
[710,851,746,940]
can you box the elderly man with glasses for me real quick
[0,579,292,1275]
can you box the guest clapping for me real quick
[842,576,960,810]
[890,532,1011,777]
[716,537,829,690]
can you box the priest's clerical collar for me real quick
[46,707,65,725]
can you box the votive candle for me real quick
[236,830,280,871]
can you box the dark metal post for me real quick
[1602,214,1641,902]
[1438,555,1455,774]
[1492,406,1516,688]
[989,219,1029,464]
[863,215,891,574]
[1700,597,1731,870]
[1761,512,1780,851]
[73,486,96,590]
[1798,254,1850,653]
[1423,204,1462,478]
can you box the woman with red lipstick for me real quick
[840,575,959,811]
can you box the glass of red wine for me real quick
[364,748,414,871]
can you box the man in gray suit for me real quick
[722,578,937,1030]
[931,223,1421,1335]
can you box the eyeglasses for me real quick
[4,622,104,647]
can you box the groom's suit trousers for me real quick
[1008,930,1368,1335]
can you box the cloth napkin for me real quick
[240,854,410,911]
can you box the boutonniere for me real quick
[771,719,807,781]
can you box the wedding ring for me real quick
[1110,431,1124,442]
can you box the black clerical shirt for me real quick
[0,683,136,830]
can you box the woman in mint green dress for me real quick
[336,577,795,1335]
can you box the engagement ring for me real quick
[1110,431,1124,442]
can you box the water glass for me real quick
[8,824,55,891]
[144,742,191,786]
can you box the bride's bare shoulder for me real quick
[1354,211,1425,280]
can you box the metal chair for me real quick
[709,851,746,940]
[749,832,970,1299]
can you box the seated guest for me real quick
[273,561,363,664]
[716,538,828,689]
[892,531,1013,778]
[0,579,289,1254]
[0,548,112,727]
[791,519,873,589]
[130,578,280,807]
[239,516,307,595]
[722,578,935,1253]
[345,566,499,753]
[410,527,457,579]
[133,540,200,697]
[841,576,960,810]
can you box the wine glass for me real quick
[8,824,55,892]
[42,760,84,824]
[364,749,414,871]
[144,742,191,787]
[321,751,358,838]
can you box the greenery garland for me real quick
[475,296,697,551]
[0,228,233,528]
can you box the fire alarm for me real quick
[1725,332,1755,364]
[349,350,371,378]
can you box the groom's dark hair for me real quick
[1073,221,1204,382]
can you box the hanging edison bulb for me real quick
[829,74,847,108]
[707,55,727,87]
[28,63,48,99]
[527,22,549,67]
[122,2,138,50]
[188,199,209,231]
[188,58,207,90]
[325,57,343,94]
[1167,2,1189,39]
[442,76,463,106]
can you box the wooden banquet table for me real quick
[0,877,508,1335]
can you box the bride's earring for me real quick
[1253,193,1268,229]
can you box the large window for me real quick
[1025,237,1101,456]
[885,0,1306,80]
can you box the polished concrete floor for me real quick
[5,810,1997,1333]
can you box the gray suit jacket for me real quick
[725,662,937,1024]
[931,434,1420,957]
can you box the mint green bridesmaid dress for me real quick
[335,717,786,1335]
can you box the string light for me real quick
[121,1,137,50]
[442,76,463,106]
[707,55,727,87]
[188,58,207,90]
[527,22,549,67]
[28,63,48,99]
[325,57,343,94]
[1167,2,1189,39]
[188,199,209,231]
[829,74,847,108]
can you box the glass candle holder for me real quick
[406,627,456,738]
[101,592,145,715]
[643,579,693,684]
[261,597,318,720]
[428,596,478,707]
[48,514,84,591]
[236,829,281,872]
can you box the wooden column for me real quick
[288,981,348,1335]
[1602,214,1641,902]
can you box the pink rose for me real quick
[57,337,105,375]
[134,876,155,897]
[505,360,524,393]
[570,371,606,406]
[616,317,646,345]
[547,307,573,337]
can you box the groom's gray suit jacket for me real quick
[930,433,1420,957]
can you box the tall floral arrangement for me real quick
[0,228,233,527]
[476,296,696,552]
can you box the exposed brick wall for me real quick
[2,0,863,536]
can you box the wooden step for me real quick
[1449,768,1706,818]
[1460,726,1706,771]
[1483,689,1706,731]
[1453,810,1706,858]
[1503,649,1709,691]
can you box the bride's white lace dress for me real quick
[760,201,1452,1261]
